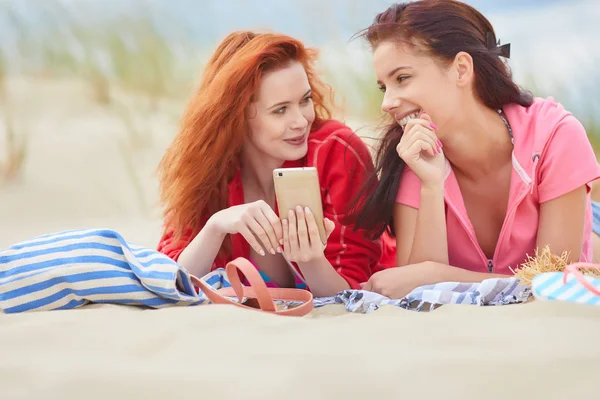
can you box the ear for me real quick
[452,51,474,88]
[245,103,258,120]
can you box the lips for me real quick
[395,109,421,127]
[284,134,306,145]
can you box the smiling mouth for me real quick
[396,109,421,127]
[284,135,306,145]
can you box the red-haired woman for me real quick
[156,31,395,297]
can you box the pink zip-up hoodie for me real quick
[396,97,600,275]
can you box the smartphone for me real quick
[273,167,327,245]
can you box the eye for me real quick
[378,85,386,93]
[273,107,286,115]
[397,75,410,83]
[302,95,313,104]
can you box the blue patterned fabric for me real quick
[0,229,232,313]
[313,278,531,313]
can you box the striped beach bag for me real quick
[531,262,600,306]
[0,229,214,313]
[0,229,313,316]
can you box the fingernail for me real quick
[436,139,443,147]
[296,205,303,213]
[259,249,265,256]
[304,207,311,215]
[282,219,288,226]
[430,122,438,130]
[279,238,284,245]
[276,246,282,253]
[270,248,276,255]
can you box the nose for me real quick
[290,109,308,131]
[381,91,400,114]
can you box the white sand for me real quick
[1,300,600,399]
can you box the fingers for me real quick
[403,116,437,138]
[418,112,433,123]
[282,207,332,262]
[403,122,436,144]
[240,201,282,257]
[242,215,275,255]
[282,217,291,260]
[287,209,300,255]
[238,225,267,256]
[403,125,437,149]
[397,136,436,159]
[304,207,323,248]
[402,115,441,154]
[253,209,282,254]
[407,138,437,159]
[295,206,311,257]
[397,127,442,158]
[259,204,284,247]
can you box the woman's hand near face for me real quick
[396,112,446,187]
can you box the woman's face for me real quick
[373,40,461,130]
[245,62,315,164]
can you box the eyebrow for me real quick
[267,89,312,110]
[376,66,412,85]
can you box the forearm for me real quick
[431,262,510,283]
[409,184,448,264]
[296,257,351,297]
[177,217,226,278]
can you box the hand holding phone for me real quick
[273,167,335,263]
[282,205,335,263]
[273,167,326,244]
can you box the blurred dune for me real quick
[0,0,599,249]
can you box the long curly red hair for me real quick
[158,30,334,257]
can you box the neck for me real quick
[239,149,283,200]
[438,99,513,180]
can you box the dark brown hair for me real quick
[351,0,533,238]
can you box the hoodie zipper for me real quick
[444,195,491,272]
[491,154,540,270]
[445,150,540,274]
[446,185,531,274]
[447,110,541,274]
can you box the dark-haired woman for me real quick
[353,0,600,298]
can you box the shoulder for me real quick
[505,97,591,161]
[306,119,372,169]
[505,97,583,138]
[505,97,568,118]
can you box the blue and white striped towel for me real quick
[0,229,232,313]
[313,278,531,313]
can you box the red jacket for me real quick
[157,120,396,289]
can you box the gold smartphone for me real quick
[273,167,327,245]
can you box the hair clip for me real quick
[486,31,511,59]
